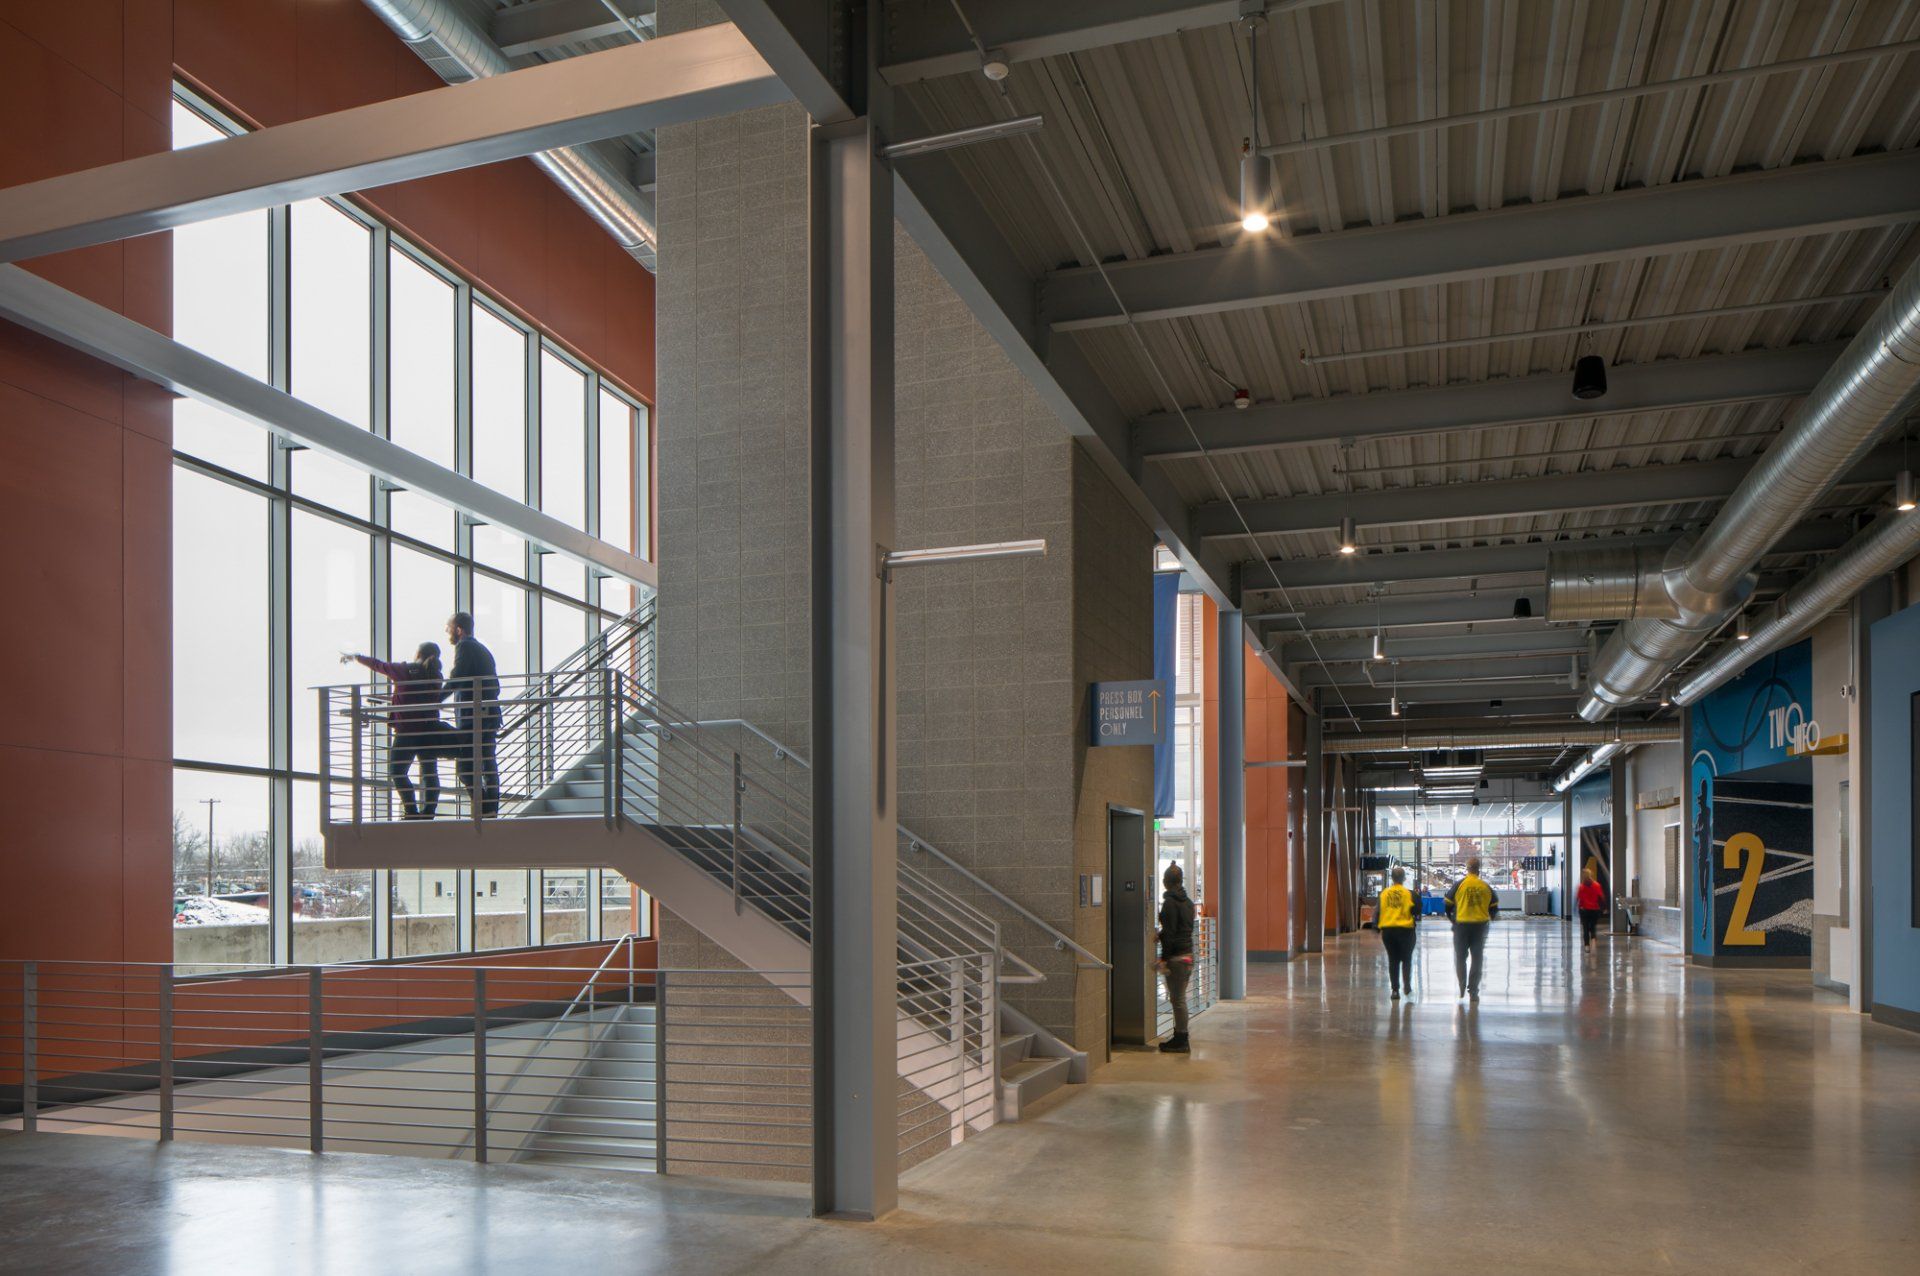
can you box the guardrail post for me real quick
[473,970,488,1165]
[349,686,363,827]
[731,752,743,913]
[21,962,36,1134]
[308,968,324,1153]
[319,690,331,827]
[949,956,966,1145]
[653,971,667,1175]
[158,964,174,1142]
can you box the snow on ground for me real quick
[173,896,270,927]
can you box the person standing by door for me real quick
[1377,866,1418,1001]
[1156,863,1196,1054]
[1576,867,1607,953]
[442,611,501,817]
[1445,857,1497,1002]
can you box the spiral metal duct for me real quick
[1323,723,1678,754]
[1578,255,1920,718]
[363,0,657,268]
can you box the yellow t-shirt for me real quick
[1377,884,1416,929]
[1452,874,1495,924]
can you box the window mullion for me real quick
[267,202,294,967]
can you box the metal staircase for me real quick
[320,600,1090,1143]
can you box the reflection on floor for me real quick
[3,919,1917,1274]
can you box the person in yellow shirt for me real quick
[1377,866,1418,1001]
[1444,857,1497,1002]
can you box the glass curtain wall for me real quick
[169,88,653,967]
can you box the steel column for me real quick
[1562,791,1575,921]
[1218,610,1247,999]
[1610,757,1630,934]
[808,116,898,1222]
[1304,711,1325,954]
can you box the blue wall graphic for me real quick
[1868,603,1920,1022]
[1688,640,1816,959]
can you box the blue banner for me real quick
[1152,574,1179,818]
[1687,639,1815,958]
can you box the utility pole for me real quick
[202,798,220,898]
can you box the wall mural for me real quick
[1688,639,1816,960]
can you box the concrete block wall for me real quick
[651,0,1153,1054]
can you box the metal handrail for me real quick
[666,719,1110,972]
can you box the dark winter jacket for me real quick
[1159,886,1196,961]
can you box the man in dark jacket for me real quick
[1156,862,1197,1054]
[442,611,501,817]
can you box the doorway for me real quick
[1109,805,1152,1046]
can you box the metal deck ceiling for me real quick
[881,0,1920,760]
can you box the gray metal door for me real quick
[1109,806,1153,1045]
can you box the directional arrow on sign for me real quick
[1148,688,1163,734]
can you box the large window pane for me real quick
[390,545,457,670]
[290,200,372,515]
[172,768,272,972]
[474,868,531,951]
[598,389,634,554]
[542,596,589,671]
[292,780,373,963]
[389,248,457,547]
[542,870,589,945]
[391,869,459,957]
[174,468,271,766]
[543,554,587,600]
[473,304,527,500]
[601,870,647,938]
[540,350,587,529]
[291,512,372,773]
[472,575,528,679]
[472,524,526,577]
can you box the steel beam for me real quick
[1042,152,1920,330]
[1195,443,1903,540]
[0,25,782,263]
[1283,630,1594,664]
[1301,656,1576,687]
[1219,609,1248,994]
[0,263,655,587]
[878,0,1343,84]
[494,0,654,57]
[1326,680,1590,707]
[1246,521,1854,592]
[809,118,898,1222]
[1138,344,1838,460]
[1267,588,1537,631]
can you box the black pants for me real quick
[1452,921,1489,995]
[1580,908,1602,947]
[1380,926,1415,993]
[388,730,443,818]
[452,719,500,817]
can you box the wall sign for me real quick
[1091,679,1169,746]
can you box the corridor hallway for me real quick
[2,920,1915,1274]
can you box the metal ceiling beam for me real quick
[0,264,656,588]
[1301,657,1577,687]
[494,0,654,57]
[1342,700,1586,723]
[1281,630,1593,664]
[1042,151,1920,330]
[0,25,782,263]
[1245,520,1855,590]
[1323,680,1591,707]
[1271,588,1541,631]
[714,1,1307,701]
[878,0,1343,84]
[1136,343,1838,460]
[1194,443,1902,539]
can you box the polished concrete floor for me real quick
[3,920,1917,1274]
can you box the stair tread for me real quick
[1001,1056,1070,1084]
[527,1132,658,1154]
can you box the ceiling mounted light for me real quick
[1233,387,1252,410]
[1897,470,1916,512]
[1338,516,1358,555]
[1735,611,1751,642]
[1240,141,1272,233]
[1389,694,1400,717]
[1372,631,1386,661]
[981,49,1010,81]
[1571,353,1609,400]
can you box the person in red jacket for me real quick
[1576,868,1607,952]
[341,643,450,819]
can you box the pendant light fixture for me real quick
[1238,13,1273,235]
[1571,327,1607,400]
[1372,630,1386,662]
[1898,470,1916,512]
[1339,516,1358,555]
[1735,611,1751,642]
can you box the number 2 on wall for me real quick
[1721,832,1767,948]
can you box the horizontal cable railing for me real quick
[1156,916,1220,1042]
[0,952,808,1180]
[895,952,997,1171]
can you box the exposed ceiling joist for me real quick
[1271,588,1541,630]
[494,0,655,57]
[1244,520,1855,590]
[1301,656,1578,687]
[1135,343,1837,460]
[0,26,781,264]
[878,0,1340,84]
[1193,443,1902,539]
[1321,680,1591,707]
[1281,630,1593,664]
[1040,151,1920,330]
